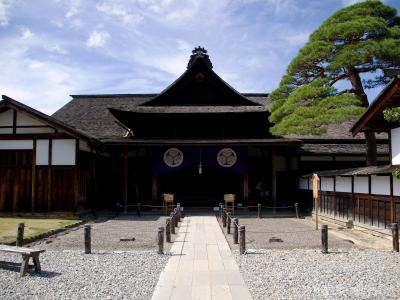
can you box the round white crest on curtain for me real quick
[217,148,237,167]
[163,148,184,167]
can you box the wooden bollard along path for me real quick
[295,203,299,219]
[239,225,246,255]
[392,223,399,252]
[222,208,227,227]
[158,227,164,254]
[16,223,25,247]
[227,212,231,234]
[166,218,171,243]
[233,218,239,244]
[321,224,328,254]
[84,225,91,254]
[257,203,262,219]
[170,213,175,234]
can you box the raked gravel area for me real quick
[234,249,400,300]
[0,250,169,300]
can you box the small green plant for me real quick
[383,107,400,123]
[393,167,400,179]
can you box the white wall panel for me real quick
[52,139,76,165]
[371,175,391,195]
[321,177,334,191]
[299,178,308,190]
[336,176,352,193]
[0,109,13,126]
[16,127,55,134]
[0,128,13,134]
[0,140,33,150]
[36,140,49,165]
[391,128,400,165]
[354,176,369,194]
[394,177,400,196]
[17,111,45,126]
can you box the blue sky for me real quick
[0,0,399,115]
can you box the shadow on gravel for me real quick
[0,261,61,277]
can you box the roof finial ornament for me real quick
[187,46,213,69]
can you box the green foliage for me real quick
[393,167,400,179]
[383,107,400,123]
[269,1,400,136]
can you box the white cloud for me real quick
[86,30,110,48]
[20,27,34,40]
[0,0,12,26]
[96,2,143,24]
[65,0,80,18]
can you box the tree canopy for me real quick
[269,0,400,136]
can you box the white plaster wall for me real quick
[36,140,49,165]
[0,109,13,126]
[17,127,55,134]
[52,139,76,165]
[0,128,12,134]
[371,175,391,195]
[0,140,33,150]
[354,176,369,194]
[321,177,334,191]
[299,178,308,190]
[393,177,400,196]
[336,176,352,193]
[391,127,400,165]
[275,156,286,172]
[17,111,45,126]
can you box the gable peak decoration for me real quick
[187,46,213,69]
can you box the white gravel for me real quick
[235,249,400,300]
[0,250,169,300]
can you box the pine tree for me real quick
[269,0,400,165]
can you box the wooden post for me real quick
[158,227,164,254]
[239,225,246,255]
[31,139,36,213]
[227,212,231,234]
[174,209,178,228]
[243,174,249,205]
[16,223,24,247]
[392,223,399,252]
[47,139,53,212]
[74,139,80,210]
[222,208,227,227]
[84,225,91,254]
[313,174,320,230]
[295,203,299,219]
[321,224,328,254]
[271,146,277,214]
[166,218,171,243]
[177,203,181,222]
[233,218,239,244]
[219,203,223,219]
[123,146,128,214]
[257,203,262,219]
[170,213,175,234]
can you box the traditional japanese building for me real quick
[0,47,390,213]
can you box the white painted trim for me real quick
[354,176,369,194]
[335,156,365,161]
[52,139,76,165]
[371,175,391,196]
[335,176,352,193]
[394,177,400,196]
[36,140,49,165]
[0,140,33,150]
[17,127,55,134]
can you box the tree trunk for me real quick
[347,68,377,166]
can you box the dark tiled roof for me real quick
[302,164,393,177]
[52,94,269,140]
[300,143,389,155]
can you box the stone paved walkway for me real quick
[151,215,252,300]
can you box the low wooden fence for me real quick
[317,191,400,229]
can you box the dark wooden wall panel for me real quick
[51,167,75,211]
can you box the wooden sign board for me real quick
[312,174,319,200]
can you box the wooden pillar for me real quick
[271,146,277,211]
[47,139,52,212]
[123,145,128,214]
[74,139,80,210]
[31,139,36,213]
[152,175,158,206]
[243,174,248,205]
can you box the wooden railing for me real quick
[316,191,400,229]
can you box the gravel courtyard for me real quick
[235,249,400,300]
[0,214,174,300]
